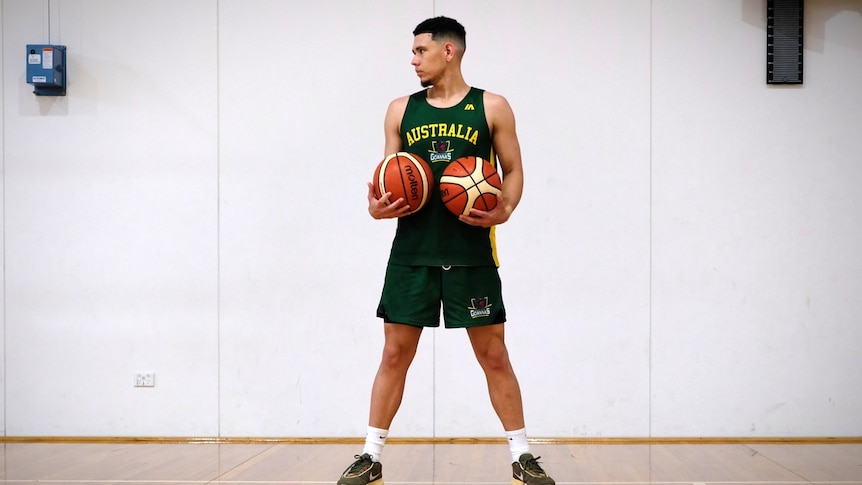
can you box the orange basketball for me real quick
[439,156,502,216]
[372,152,434,214]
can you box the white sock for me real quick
[363,426,388,462]
[506,427,530,462]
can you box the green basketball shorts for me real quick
[376,264,506,328]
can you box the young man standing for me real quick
[337,16,555,485]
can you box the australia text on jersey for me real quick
[404,123,479,148]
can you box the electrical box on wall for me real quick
[26,44,67,96]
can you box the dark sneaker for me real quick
[337,453,383,485]
[512,453,555,485]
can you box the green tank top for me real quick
[388,87,497,267]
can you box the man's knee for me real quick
[380,342,417,369]
[479,346,513,371]
[469,329,512,372]
[380,324,422,370]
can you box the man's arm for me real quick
[460,91,523,227]
[368,97,412,219]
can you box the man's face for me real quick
[411,33,446,87]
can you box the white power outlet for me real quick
[134,373,155,387]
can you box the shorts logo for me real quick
[429,140,453,162]
[468,297,492,319]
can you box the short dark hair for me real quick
[413,16,466,51]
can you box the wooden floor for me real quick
[1,442,860,484]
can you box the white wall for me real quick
[432,0,654,438]
[0,0,5,437]
[215,0,435,438]
[649,0,862,436]
[4,0,220,436]
[1,0,860,438]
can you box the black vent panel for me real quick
[767,0,804,84]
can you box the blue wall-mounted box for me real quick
[27,44,67,96]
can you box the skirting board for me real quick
[1,436,860,445]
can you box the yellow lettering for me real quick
[404,123,480,146]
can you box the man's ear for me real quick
[444,42,456,61]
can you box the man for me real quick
[337,16,555,485]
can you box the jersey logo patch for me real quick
[429,140,454,162]
[464,103,475,111]
[468,297,492,319]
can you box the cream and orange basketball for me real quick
[439,156,503,216]
[372,152,434,214]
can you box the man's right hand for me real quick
[368,182,411,219]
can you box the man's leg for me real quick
[466,323,556,484]
[369,322,423,430]
[465,323,525,430]
[337,323,422,485]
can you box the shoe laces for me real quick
[347,454,373,474]
[523,455,548,476]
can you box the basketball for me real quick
[439,156,503,216]
[372,152,434,214]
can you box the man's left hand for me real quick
[458,195,512,227]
